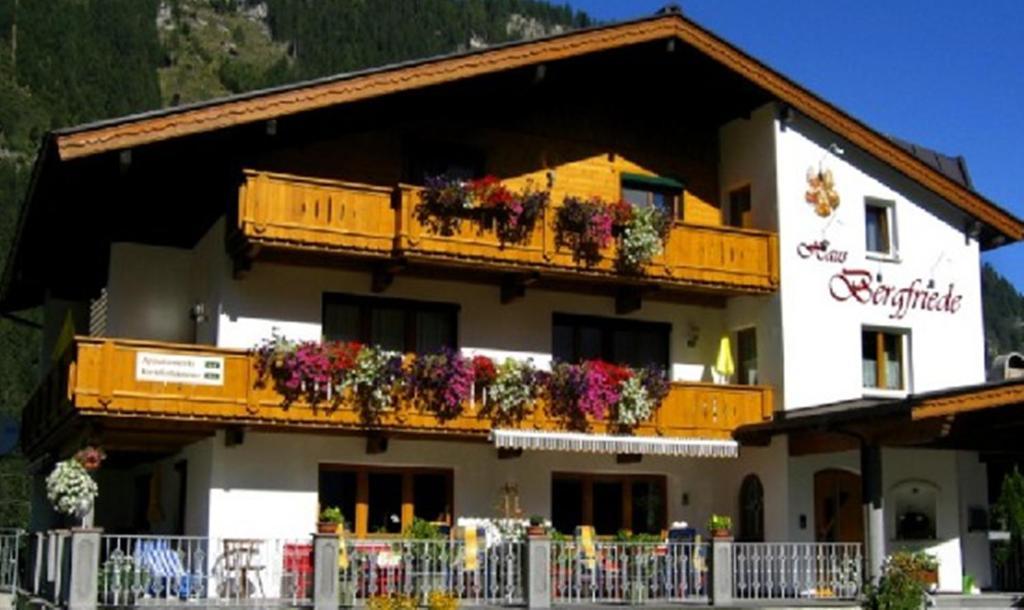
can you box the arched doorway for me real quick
[814,469,864,543]
[738,474,765,542]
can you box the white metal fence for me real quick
[0,528,20,594]
[98,535,314,606]
[733,542,863,601]
[550,541,709,604]
[338,538,524,606]
[28,529,67,604]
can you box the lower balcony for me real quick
[21,337,773,456]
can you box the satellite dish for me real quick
[0,416,19,456]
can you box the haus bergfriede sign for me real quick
[136,351,225,386]
[828,268,963,320]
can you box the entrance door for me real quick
[814,469,864,543]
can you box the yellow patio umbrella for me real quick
[714,336,735,383]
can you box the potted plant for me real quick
[708,514,733,539]
[318,506,345,534]
[527,515,547,537]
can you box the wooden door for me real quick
[814,469,864,543]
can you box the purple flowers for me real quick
[555,197,615,266]
[407,347,475,420]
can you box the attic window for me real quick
[621,173,684,221]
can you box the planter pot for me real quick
[711,529,732,539]
[527,526,547,537]
[317,522,341,534]
[914,569,938,585]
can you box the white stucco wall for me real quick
[774,111,985,410]
[213,259,733,383]
[189,430,785,544]
[106,242,195,343]
[787,447,990,592]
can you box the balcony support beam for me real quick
[615,286,644,314]
[500,273,537,305]
[371,261,405,293]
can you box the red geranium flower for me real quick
[472,355,497,386]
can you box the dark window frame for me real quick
[552,312,671,370]
[551,472,668,536]
[318,463,454,537]
[736,327,758,386]
[861,327,907,391]
[738,474,765,542]
[620,174,685,222]
[322,293,460,353]
[726,184,753,229]
[864,197,896,256]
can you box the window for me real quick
[318,465,453,536]
[862,329,906,391]
[726,185,753,229]
[865,198,896,256]
[323,294,458,353]
[551,473,667,536]
[738,475,765,542]
[621,173,684,221]
[736,328,758,385]
[552,313,670,370]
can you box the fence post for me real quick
[313,534,339,610]
[526,533,551,609]
[67,528,100,610]
[711,537,733,606]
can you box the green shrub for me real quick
[864,551,937,610]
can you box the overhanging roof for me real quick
[4,10,1023,312]
[38,11,1022,243]
[736,377,1024,452]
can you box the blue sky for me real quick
[569,0,1024,291]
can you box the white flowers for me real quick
[619,205,668,270]
[487,358,541,418]
[45,458,98,517]
[615,375,655,426]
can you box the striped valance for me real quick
[490,429,738,458]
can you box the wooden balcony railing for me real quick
[237,170,779,294]
[22,338,774,453]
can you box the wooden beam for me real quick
[371,261,405,293]
[615,287,643,314]
[500,273,536,304]
[366,434,389,454]
[497,448,523,460]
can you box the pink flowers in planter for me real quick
[416,175,549,244]
[407,347,476,420]
[546,360,670,428]
[253,332,670,429]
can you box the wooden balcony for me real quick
[236,170,779,295]
[21,338,774,455]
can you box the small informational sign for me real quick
[136,351,225,386]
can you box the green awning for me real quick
[621,172,685,190]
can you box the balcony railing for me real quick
[237,170,779,294]
[0,528,20,595]
[733,543,863,601]
[21,337,773,454]
[550,540,709,604]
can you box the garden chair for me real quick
[135,539,193,600]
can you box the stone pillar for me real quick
[313,534,339,610]
[711,537,733,606]
[861,441,885,584]
[67,528,100,610]
[526,534,551,609]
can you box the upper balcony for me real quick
[235,170,779,297]
[21,337,774,457]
